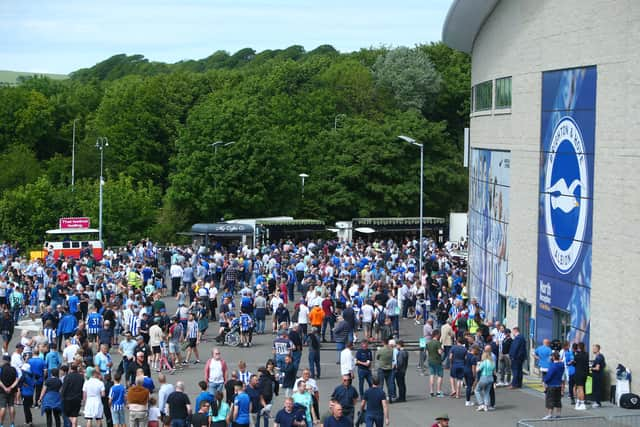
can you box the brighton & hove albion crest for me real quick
[544,116,588,274]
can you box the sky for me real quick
[0,0,452,74]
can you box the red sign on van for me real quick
[59,217,91,229]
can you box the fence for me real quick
[518,414,640,427]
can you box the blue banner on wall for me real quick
[468,149,510,323]
[536,66,596,346]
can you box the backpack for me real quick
[292,402,307,421]
[620,393,640,409]
[0,365,17,387]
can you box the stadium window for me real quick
[495,77,512,109]
[473,80,493,112]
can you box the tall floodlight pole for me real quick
[210,141,236,189]
[96,137,109,242]
[72,119,78,191]
[399,135,424,279]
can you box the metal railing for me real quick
[518,414,640,427]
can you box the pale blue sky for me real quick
[0,0,452,74]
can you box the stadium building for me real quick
[443,0,640,377]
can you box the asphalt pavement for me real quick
[6,293,631,427]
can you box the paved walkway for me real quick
[7,297,634,427]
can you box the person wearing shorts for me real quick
[426,330,444,397]
[0,355,19,427]
[542,352,565,419]
[449,338,467,398]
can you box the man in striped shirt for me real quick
[87,307,103,350]
[184,313,200,364]
[237,360,252,386]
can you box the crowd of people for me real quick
[0,236,608,427]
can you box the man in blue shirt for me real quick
[543,352,565,419]
[194,381,215,415]
[361,376,389,427]
[233,383,251,427]
[355,341,373,398]
[274,397,304,427]
[535,339,553,380]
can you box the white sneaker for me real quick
[542,415,553,420]
[592,403,601,408]
[576,403,587,410]
[465,401,473,407]
[476,405,485,412]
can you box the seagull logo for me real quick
[543,116,589,274]
[547,178,582,213]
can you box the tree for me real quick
[0,144,42,192]
[372,47,441,111]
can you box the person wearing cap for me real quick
[431,413,450,427]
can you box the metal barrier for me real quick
[517,415,640,427]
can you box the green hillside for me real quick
[0,70,68,86]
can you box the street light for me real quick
[399,135,424,280]
[96,137,108,242]
[299,173,309,197]
[71,119,78,191]
[210,141,236,190]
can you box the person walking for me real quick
[61,364,84,427]
[542,352,565,419]
[426,330,444,397]
[20,363,36,427]
[331,375,358,426]
[360,376,389,427]
[307,327,321,380]
[204,348,228,396]
[508,326,527,389]
[126,377,150,427]
[355,341,373,398]
[166,381,191,427]
[39,367,63,427]
[474,348,495,412]
[82,368,105,427]
[375,339,395,403]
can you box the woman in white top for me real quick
[82,369,105,427]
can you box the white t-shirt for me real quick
[149,325,164,347]
[270,296,283,314]
[340,348,354,376]
[83,377,105,398]
[10,352,23,369]
[297,305,309,325]
[208,286,218,300]
[63,344,80,363]
[361,304,374,323]
[148,407,161,421]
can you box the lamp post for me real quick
[399,135,424,279]
[96,137,108,242]
[210,140,236,189]
[299,173,309,197]
[71,119,78,191]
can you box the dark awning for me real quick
[190,223,254,236]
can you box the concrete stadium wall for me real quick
[468,0,640,379]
